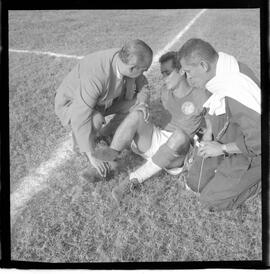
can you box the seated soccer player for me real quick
[94,51,210,204]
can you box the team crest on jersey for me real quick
[181,101,195,115]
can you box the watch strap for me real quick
[221,144,229,157]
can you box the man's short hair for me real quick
[178,38,218,65]
[159,51,181,69]
[119,39,153,64]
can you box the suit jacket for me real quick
[55,48,148,152]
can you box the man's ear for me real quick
[120,61,133,74]
[179,67,185,75]
[200,60,209,72]
[129,65,136,73]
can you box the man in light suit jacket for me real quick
[55,39,153,178]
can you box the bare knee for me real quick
[168,129,189,146]
[126,110,144,126]
[167,129,190,154]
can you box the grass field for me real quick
[9,9,262,263]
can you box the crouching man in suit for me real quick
[55,39,153,179]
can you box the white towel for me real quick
[203,52,261,115]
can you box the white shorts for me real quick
[131,126,183,175]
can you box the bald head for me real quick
[117,39,153,78]
[119,39,153,66]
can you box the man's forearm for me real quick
[136,89,150,104]
[73,126,96,156]
[223,142,242,154]
[84,133,97,160]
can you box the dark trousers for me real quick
[187,151,261,211]
[98,98,137,137]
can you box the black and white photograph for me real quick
[3,5,269,268]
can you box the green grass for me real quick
[170,9,261,77]
[9,9,262,262]
[9,54,77,192]
[9,9,200,193]
[9,9,201,56]
[11,153,261,262]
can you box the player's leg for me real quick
[112,129,191,205]
[93,110,154,161]
[112,127,190,204]
[98,113,126,139]
[127,128,190,184]
[152,128,190,170]
[99,98,137,138]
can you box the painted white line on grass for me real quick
[9,9,207,69]
[9,49,84,59]
[10,9,207,226]
[150,9,207,66]
[10,132,73,226]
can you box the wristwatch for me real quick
[221,144,229,157]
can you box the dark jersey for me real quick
[161,87,209,137]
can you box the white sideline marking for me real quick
[151,9,207,66]
[10,9,207,226]
[10,132,73,226]
[9,9,207,70]
[9,49,84,59]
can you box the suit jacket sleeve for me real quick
[227,97,261,158]
[70,70,103,153]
